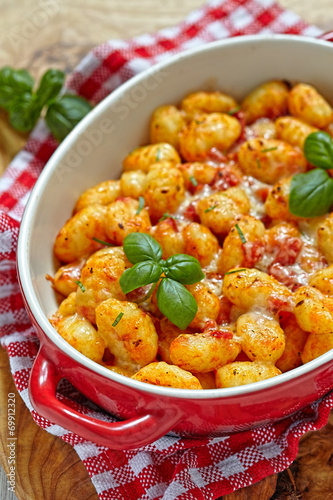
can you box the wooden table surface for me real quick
[1,1,333,499]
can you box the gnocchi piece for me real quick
[169,330,241,373]
[55,313,105,363]
[54,205,108,263]
[217,215,266,274]
[237,312,285,364]
[197,187,250,235]
[294,286,333,335]
[183,222,221,267]
[120,170,146,199]
[216,361,281,388]
[301,331,333,364]
[241,81,289,124]
[275,116,318,150]
[186,282,221,330]
[157,318,190,364]
[105,197,151,245]
[150,105,187,149]
[222,268,292,313]
[179,162,217,190]
[123,143,180,172]
[180,91,237,119]
[276,314,308,372]
[152,217,185,259]
[238,138,307,184]
[308,266,333,295]
[248,118,276,140]
[317,213,333,264]
[57,292,77,318]
[46,259,85,297]
[288,83,333,129]
[96,298,158,372]
[73,180,121,213]
[131,361,202,389]
[144,166,185,220]
[76,247,129,323]
[264,177,299,221]
[179,113,241,162]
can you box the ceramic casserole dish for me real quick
[17,34,333,450]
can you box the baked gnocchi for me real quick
[49,81,333,390]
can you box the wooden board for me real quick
[1,1,333,499]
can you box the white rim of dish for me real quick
[17,34,333,400]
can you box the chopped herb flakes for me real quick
[189,176,198,187]
[235,224,246,244]
[136,196,145,215]
[112,312,124,327]
[92,237,114,247]
[75,280,86,292]
[204,205,217,213]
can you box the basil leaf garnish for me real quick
[123,233,162,264]
[289,169,333,217]
[119,261,162,294]
[156,278,198,330]
[164,254,204,285]
[304,131,333,170]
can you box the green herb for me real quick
[289,169,333,217]
[256,158,261,169]
[45,95,92,142]
[235,224,246,244]
[289,131,333,217]
[261,147,278,153]
[156,147,161,161]
[228,106,240,115]
[92,237,114,247]
[304,131,333,170]
[159,213,178,222]
[0,65,92,140]
[136,196,145,215]
[204,205,217,213]
[189,176,198,187]
[75,280,86,292]
[225,268,247,275]
[112,312,124,327]
[119,233,204,329]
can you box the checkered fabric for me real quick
[0,1,330,499]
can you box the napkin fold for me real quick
[0,1,330,499]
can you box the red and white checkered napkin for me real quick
[0,1,330,498]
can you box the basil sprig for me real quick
[0,66,92,140]
[119,233,204,329]
[289,131,333,217]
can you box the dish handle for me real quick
[29,345,181,450]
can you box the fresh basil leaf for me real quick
[119,261,162,294]
[123,233,162,264]
[9,93,41,132]
[289,169,333,217]
[36,69,65,107]
[164,254,204,285]
[45,94,92,142]
[156,278,198,330]
[0,67,34,110]
[304,131,333,170]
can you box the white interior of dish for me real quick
[17,34,333,398]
